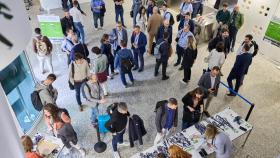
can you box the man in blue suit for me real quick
[131,25,147,72]
[227,44,252,96]
[178,12,195,33]
[156,20,173,44]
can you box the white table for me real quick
[131,108,253,158]
[34,134,64,158]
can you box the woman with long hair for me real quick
[181,87,204,130]
[180,36,197,84]
[136,6,147,32]
[168,145,192,158]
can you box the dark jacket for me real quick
[198,72,220,97]
[101,43,114,61]
[228,11,244,29]
[156,25,173,44]
[110,28,128,50]
[155,100,178,133]
[128,114,147,147]
[105,109,129,133]
[230,53,252,78]
[70,43,89,61]
[157,39,171,61]
[208,35,230,54]
[114,48,134,71]
[216,9,230,24]
[182,93,204,123]
[181,47,197,68]
[61,16,75,36]
[131,32,147,53]
[178,19,195,33]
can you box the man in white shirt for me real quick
[236,34,254,56]
[180,0,193,19]
[161,4,171,21]
[69,1,85,44]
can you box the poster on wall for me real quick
[37,15,64,43]
[263,3,280,48]
[0,0,32,71]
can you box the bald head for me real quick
[153,6,159,14]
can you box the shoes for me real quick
[118,142,130,147]
[78,148,86,157]
[162,76,170,80]
[138,69,143,72]
[79,105,84,112]
[230,48,234,52]
[113,72,119,75]
[113,151,121,158]
[132,67,139,71]
[174,63,180,67]
[123,85,128,88]
[130,81,134,86]
[227,93,236,96]
[123,25,127,28]
[178,66,183,71]
[94,28,98,31]
[180,79,189,84]
[154,72,158,77]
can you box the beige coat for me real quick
[147,14,162,35]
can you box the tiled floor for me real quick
[26,1,280,158]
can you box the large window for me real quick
[0,52,39,133]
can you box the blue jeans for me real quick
[229,25,238,49]
[120,71,134,86]
[176,45,185,64]
[112,129,125,151]
[74,22,85,43]
[115,8,124,26]
[93,13,104,29]
[133,49,144,70]
[182,121,195,130]
[74,81,84,106]
[133,8,139,26]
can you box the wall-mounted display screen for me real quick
[264,19,280,47]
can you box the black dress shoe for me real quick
[162,76,170,80]
[132,67,139,71]
[174,63,180,67]
[178,66,183,71]
[154,72,158,77]
[227,93,236,96]
[138,69,143,72]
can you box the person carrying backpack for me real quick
[32,28,53,74]
[32,74,58,111]
[154,98,178,145]
[70,34,90,63]
[114,40,135,88]
[161,4,174,26]
[154,32,171,80]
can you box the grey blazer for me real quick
[198,72,220,96]
[155,102,178,133]
[110,28,128,50]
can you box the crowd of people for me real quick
[24,0,259,158]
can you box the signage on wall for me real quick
[37,15,64,43]
[0,0,32,71]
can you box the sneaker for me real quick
[113,72,119,75]
[94,28,98,31]
[78,148,86,157]
[113,151,121,158]
[154,72,158,77]
[180,79,189,84]
[174,63,180,67]
[178,67,183,71]
[230,48,234,52]
[132,67,139,71]
[123,85,128,88]
[118,142,130,147]
[227,93,236,96]
[138,69,143,72]
[162,76,170,80]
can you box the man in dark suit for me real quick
[198,66,221,110]
[156,20,173,44]
[155,32,171,80]
[61,10,75,36]
[227,44,252,96]
[131,25,147,72]
[178,12,195,33]
[110,22,128,55]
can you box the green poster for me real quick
[37,15,64,41]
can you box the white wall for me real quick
[237,0,280,63]
[0,85,24,158]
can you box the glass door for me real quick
[0,52,40,133]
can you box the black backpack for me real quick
[154,100,168,113]
[31,90,43,111]
[165,12,174,26]
[120,57,133,73]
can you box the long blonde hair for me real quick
[205,124,219,140]
[168,145,192,158]
[187,36,196,50]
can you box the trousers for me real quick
[227,71,242,93]
[229,25,238,49]
[155,59,168,77]
[120,71,134,86]
[93,13,104,29]
[37,54,53,73]
[133,49,144,70]
[176,45,185,64]
[74,22,85,43]
[115,8,124,26]
[112,129,125,151]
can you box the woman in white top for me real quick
[207,41,226,71]
[136,6,147,32]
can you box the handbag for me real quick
[176,14,181,22]
[69,63,75,90]
[130,10,133,18]
[96,71,108,83]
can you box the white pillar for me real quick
[0,85,24,158]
